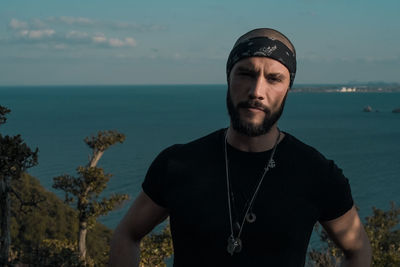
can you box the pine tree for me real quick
[53,130,129,264]
[0,106,39,266]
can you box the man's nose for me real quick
[248,77,265,100]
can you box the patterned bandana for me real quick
[226,36,297,87]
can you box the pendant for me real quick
[245,212,256,223]
[227,235,242,255]
[268,159,276,169]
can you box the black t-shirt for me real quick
[142,129,353,267]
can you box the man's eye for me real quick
[237,71,254,78]
[238,72,251,76]
[268,77,281,82]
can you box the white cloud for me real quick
[31,18,47,29]
[28,29,55,39]
[92,33,107,44]
[9,19,28,29]
[108,37,136,47]
[60,16,94,25]
[66,30,89,40]
[7,16,166,33]
[15,29,55,39]
[46,16,165,32]
[110,21,167,32]
[18,30,29,37]
[109,38,125,47]
[92,33,136,48]
[9,18,48,30]
[124,37,136,47]
[5,18,138,49]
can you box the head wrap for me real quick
[226,36,297,87]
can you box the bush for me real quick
[308,203,400,267]
[8,173,112,266]
[140,224,173,267]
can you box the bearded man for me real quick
[109,28,372,267]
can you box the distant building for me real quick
[340,87,357,92]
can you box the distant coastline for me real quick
[291,82,400,93]
[1,82,400,93]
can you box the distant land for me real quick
[0,82,400,92]
[291,82,400,93]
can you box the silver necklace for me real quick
[225,129,281,255]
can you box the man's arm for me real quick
[109,191,169,267]
[320,206,372,267]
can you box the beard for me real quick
[226,87,288,137]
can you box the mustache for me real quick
[236,100,270,113]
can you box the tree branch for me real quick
[10,186,46,214]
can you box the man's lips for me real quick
[237,101,270,115]
[251,106,264,111]
[243,107,263,113]
[241,106,266,112]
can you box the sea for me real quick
[1,85,399,255]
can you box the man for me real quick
[109,28,371,267]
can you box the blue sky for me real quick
[0,0,399,85]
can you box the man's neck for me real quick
[226,125,283,152]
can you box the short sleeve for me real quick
[318,160,354,222]
[142,145,178,208]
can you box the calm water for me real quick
[1,85,400,251]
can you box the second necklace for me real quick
[225,129,281,255]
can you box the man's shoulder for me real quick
[283,132,319,153]
[159,128,225,159]
[185,128,225,147]
[282,132,328,163]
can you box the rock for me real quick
[363,106,373,112]
[392,108,400,113]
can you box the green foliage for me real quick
[84,130,125,152]
[87,223,113,266]
[53,130,129,227]
[53,167,129,231]
[140,224,174,267]
[10,173,78,262]
[1,110,124,266]
[0,105,39,266]
[7,173,113,266]
[307,223,342,267]
[308,203,400,267]
[365,202,400,266]
[53,167,112,203]
[0,134,39,180]
[32,239,83,267]
[307,250,339,267]
[0,105,38,179]
[53,130,129,263]
[90,193,130,225]
[0,106,11,125]
[53,166,119,228]
[76,166,111,196]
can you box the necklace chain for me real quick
[224,129,281,253]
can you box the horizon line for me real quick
[1,82,399,88]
